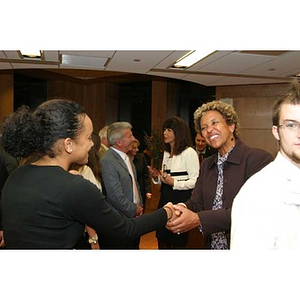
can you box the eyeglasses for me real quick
[277,120,300,132]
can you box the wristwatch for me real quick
[88,234,98,245]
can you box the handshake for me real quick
[163,202,201,235]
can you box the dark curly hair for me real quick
[162,116,192,155]
[0,99,86,158]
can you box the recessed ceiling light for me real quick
[61,54,108,69]
[288,73,300,78]
[20,50,42,59]
[171,50,215,69]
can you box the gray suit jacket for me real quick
[100,148,142,218]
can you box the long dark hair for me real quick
[87,132,102,183]
[162,116,192,155]
[0,99,86,159]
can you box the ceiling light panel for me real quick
[20,50,42,58]
[60,54,108,69]
[173,50,216,69]
[60,51,115,58]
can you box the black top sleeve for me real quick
[62,175,167,240]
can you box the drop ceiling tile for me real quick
[3,50,20,59]
[153,51,190,69]
[196,52,276,74]
[0,62,12,69]
[106,51,174,73]
[11,63,59,69]
[239,51,300,77]
[188,51,233,71]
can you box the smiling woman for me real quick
[0,99,176,249]
[166,100,273,249]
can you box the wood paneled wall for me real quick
[46,80,118,133]
[216,83,290,157]
[0,72,14,123]
[83,82,118,133]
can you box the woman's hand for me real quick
[147,166,161,181]
[160,173,174,186]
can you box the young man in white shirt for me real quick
[231,80,300,249]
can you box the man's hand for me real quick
[166,204,201,234]
[135,204,144,217]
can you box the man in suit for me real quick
[99,122,143,249]
[194,132,216,164]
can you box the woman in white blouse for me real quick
[149,116,199,249]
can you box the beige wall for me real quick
[216,83,290,158]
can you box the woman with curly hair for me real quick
[0,99,175,249]
[166,101,274,249]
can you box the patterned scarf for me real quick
[211,147,234,250]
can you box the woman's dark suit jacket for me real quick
[185,139,273,248]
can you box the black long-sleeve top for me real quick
[1,164,167,249]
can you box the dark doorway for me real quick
[118,81,152,151]
[14,74,46,111]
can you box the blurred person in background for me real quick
[128,138,152,209]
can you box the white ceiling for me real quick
[0,50,299,86]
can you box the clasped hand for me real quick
[165,204,201,234]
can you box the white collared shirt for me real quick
[231,152,300,249]
[111,147,126,160]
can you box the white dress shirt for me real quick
[231,152,300,249]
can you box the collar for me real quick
[207,139,245,169]
[276,151,300,181]
[275,152,300,205]
[111,147,127,161]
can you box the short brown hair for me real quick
[272,80,300,126]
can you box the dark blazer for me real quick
[186,139,273,248]
[133,153,151,207]
[100,148,142,218]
